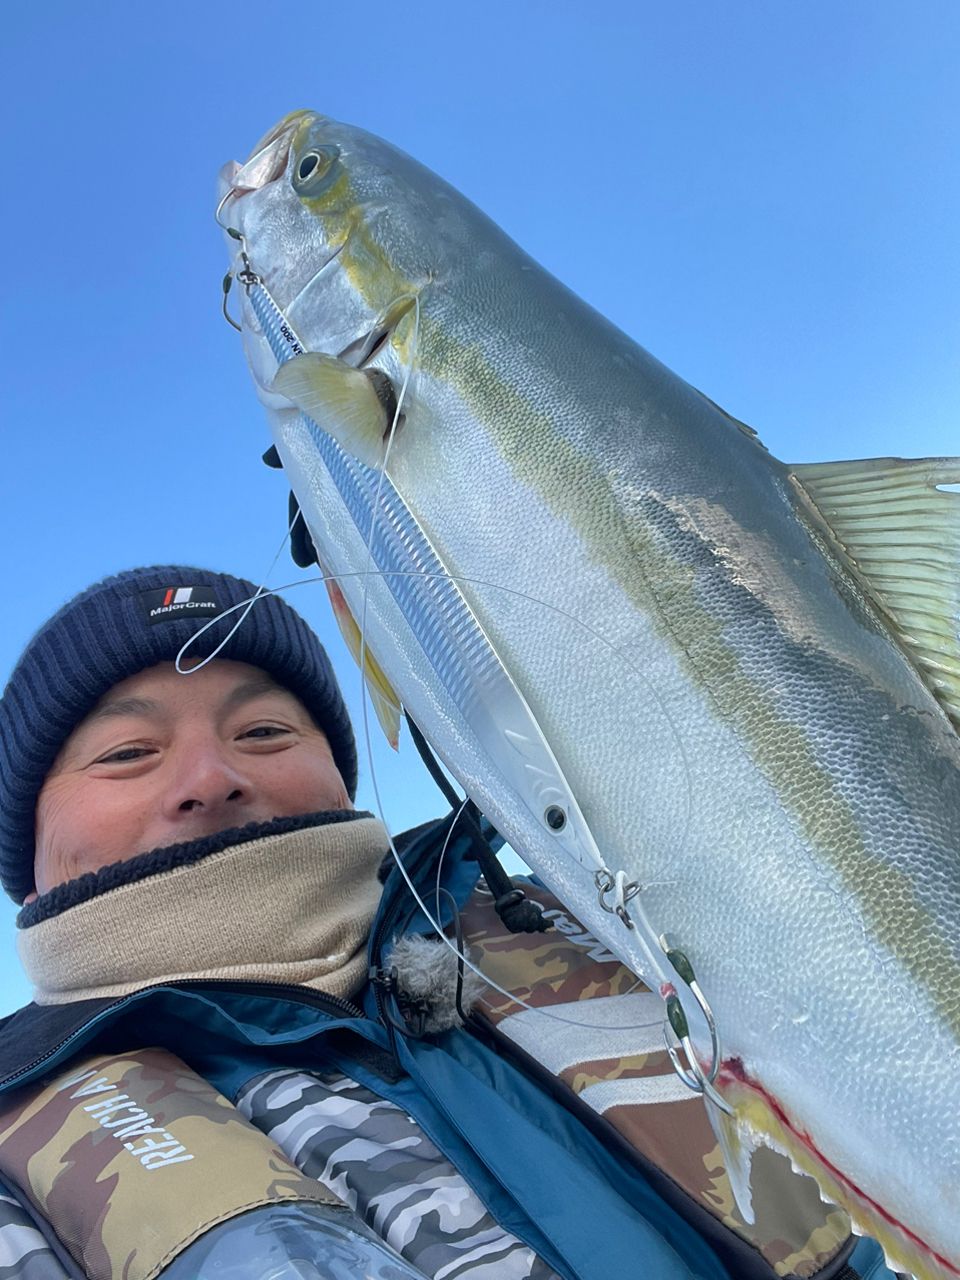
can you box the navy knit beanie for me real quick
[0,566,357,903]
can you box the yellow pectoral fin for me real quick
[272,353,396,469]
[325,577,402,749]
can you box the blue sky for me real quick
[1,1,957,1014]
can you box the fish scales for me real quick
[221,111,960,1279]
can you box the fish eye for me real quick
[292,146,340,196]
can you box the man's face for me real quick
[31,659,351,898]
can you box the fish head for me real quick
[219,110,462,401]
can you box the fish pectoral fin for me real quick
[790,456,960,732]
[272,353,397,469]
[324,572,402,749]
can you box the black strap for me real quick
[405,714,550,934]
[405,714,461,811]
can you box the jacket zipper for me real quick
[0,978,364,1092]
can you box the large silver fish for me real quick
[219,111,960,1280]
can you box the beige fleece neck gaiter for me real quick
[18,815,390,1006]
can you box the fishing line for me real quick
[431,798,498,1018]
[433,795,471,929]
[173,505,302,674]
[377,750,662,1033]
[176,568,691,1036]
[435,799,473,895]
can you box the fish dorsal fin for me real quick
[790,456,960,731]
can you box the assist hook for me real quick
[216,190,261,332]
[660,948,731,1114]
[595,867,730,1113]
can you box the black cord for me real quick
[405,713,550,934]
[404,713,462,810]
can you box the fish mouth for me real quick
[229,109,317,195]
[217,110,318,239]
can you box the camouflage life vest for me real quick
[460,881,853,1280]
[0,1047,338,1280]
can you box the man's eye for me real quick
[96,746,153,764]
[239,725,291,740]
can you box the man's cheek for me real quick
[35,779,140,891]
[34,776,79,887]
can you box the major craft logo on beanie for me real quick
[0,566,358,904]
[139,586,223,625]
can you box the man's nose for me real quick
[162,742,252,819]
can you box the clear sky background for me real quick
[1,2,957,1015]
